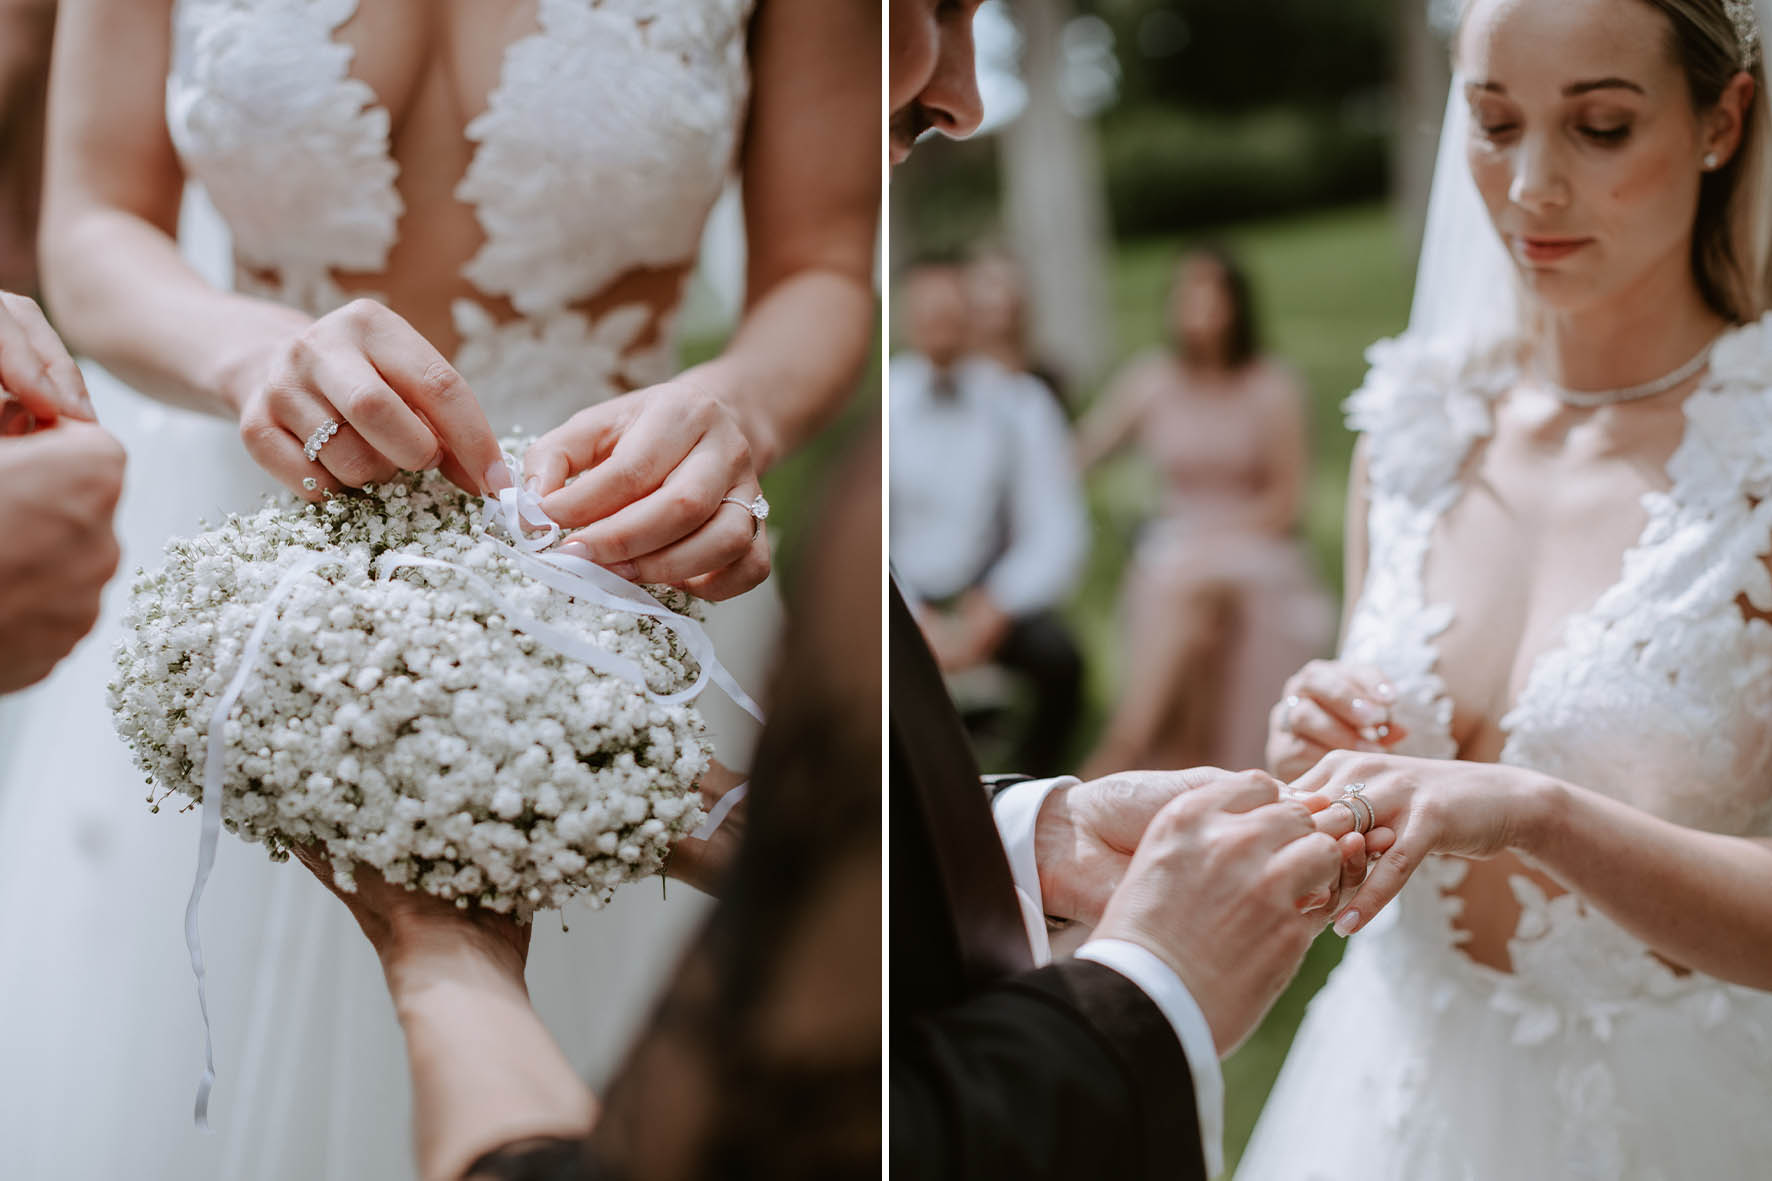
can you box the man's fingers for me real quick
[1271,831,1343,904]
[1189,769,1283,814]
[0,293,91,420]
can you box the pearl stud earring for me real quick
[1704,151,1721,170]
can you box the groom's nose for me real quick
[919,19,984,140]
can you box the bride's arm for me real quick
[40,0,503,496]
[39,0,309,416]
[1300,751,1772,989]
[523,0,877,601]
[683,0,879,472]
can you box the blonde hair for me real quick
[1641,0,1772,321]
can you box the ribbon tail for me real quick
[187,553,325,1130]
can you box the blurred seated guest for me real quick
[305,442,883,1181]
[1078,246,1332,778]
[965,248,1069,412]
[0,0,53,294]
[890,256,1087,777]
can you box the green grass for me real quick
[1074,202,1414,1172]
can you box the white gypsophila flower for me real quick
[110,452,712,920]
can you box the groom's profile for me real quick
[887,3,1364,1177]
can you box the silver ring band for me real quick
[720,493,770,539]
[1332,798,1366,835]
[303,417,341,463]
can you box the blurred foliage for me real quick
[896,0,1400,247]
[1088,0,1395,112]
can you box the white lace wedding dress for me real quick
[0,3,774,1178]
[1235,317,1772,1179]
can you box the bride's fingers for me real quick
[538,399,697,528]
[1284,695,1372,752]
[347,302,502,493]
[270,385,400,489]
[678,533,771,602]
[1335,835,1425,935]
[524,401,628,497]
[563,443,737,566]
[304,347,446,472]
[239,417,344,501]
[612,498,758,586]
[1293,661,1395,737]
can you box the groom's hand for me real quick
[1092,771,1345,1056]
[1035,768,1225,926]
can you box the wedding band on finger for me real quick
[1337,783,1374,834]
[303,417,341,463]
[720,493,770,540]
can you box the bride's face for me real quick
[1458,0,1722,313]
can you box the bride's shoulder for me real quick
[1342,330,1513,500]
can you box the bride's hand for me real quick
[522,377,770,601]
[1267,659,1409,781]
[1291,750,1536,935]
[0,290,94,424]
[231,300,506,502]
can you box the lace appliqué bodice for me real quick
[165,0,753,431]
[1341,313,1772,1047]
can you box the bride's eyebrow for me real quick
[1563,77,1646,96]
[1464,78,1645,96]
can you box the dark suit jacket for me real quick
[888,584,1207,1181]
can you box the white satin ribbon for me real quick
[689,780,749,840]
[183,471,765,1127]
[189,552,326,1130]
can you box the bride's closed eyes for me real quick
[1467,96,1640,148]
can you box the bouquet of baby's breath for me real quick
[109,465,711,918]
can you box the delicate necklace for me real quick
[1545,340,1716,408]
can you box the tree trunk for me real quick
[999,0,1112,392]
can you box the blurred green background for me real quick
[892,0,1439,1168]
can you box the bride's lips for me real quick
[1512,234,1594,264]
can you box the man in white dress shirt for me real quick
[890,257,1087,775]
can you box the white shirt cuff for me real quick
[1076,938,1225,1179]
[989,775,1077,967]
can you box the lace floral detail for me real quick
[1345,311,1772,999]
[167,0,401,316]
[451,300,667,432]
[457,0,754,317]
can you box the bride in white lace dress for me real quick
[1240,0,1772,1176]
[0,2,874,1177]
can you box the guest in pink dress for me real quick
[1078,246,1333,776]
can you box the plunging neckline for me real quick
[1407,363,1709,766]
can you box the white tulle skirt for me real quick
[0,194,777,1179]
[1236,869,1772,1181]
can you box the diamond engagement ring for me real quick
[1337,782,1374,834]
[721,493,770,539]
[303,417,341,463]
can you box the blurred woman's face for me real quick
[1171,258,1235,356]
[1457,0,1720,315]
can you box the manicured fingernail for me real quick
[1375,682,1398,703]
[610,561,639,580]
[483,459,514,493]
[1350,698,1386,726]
[1374,722,1392,739]
[556,541,593,562]
[1333,910,1361,937]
